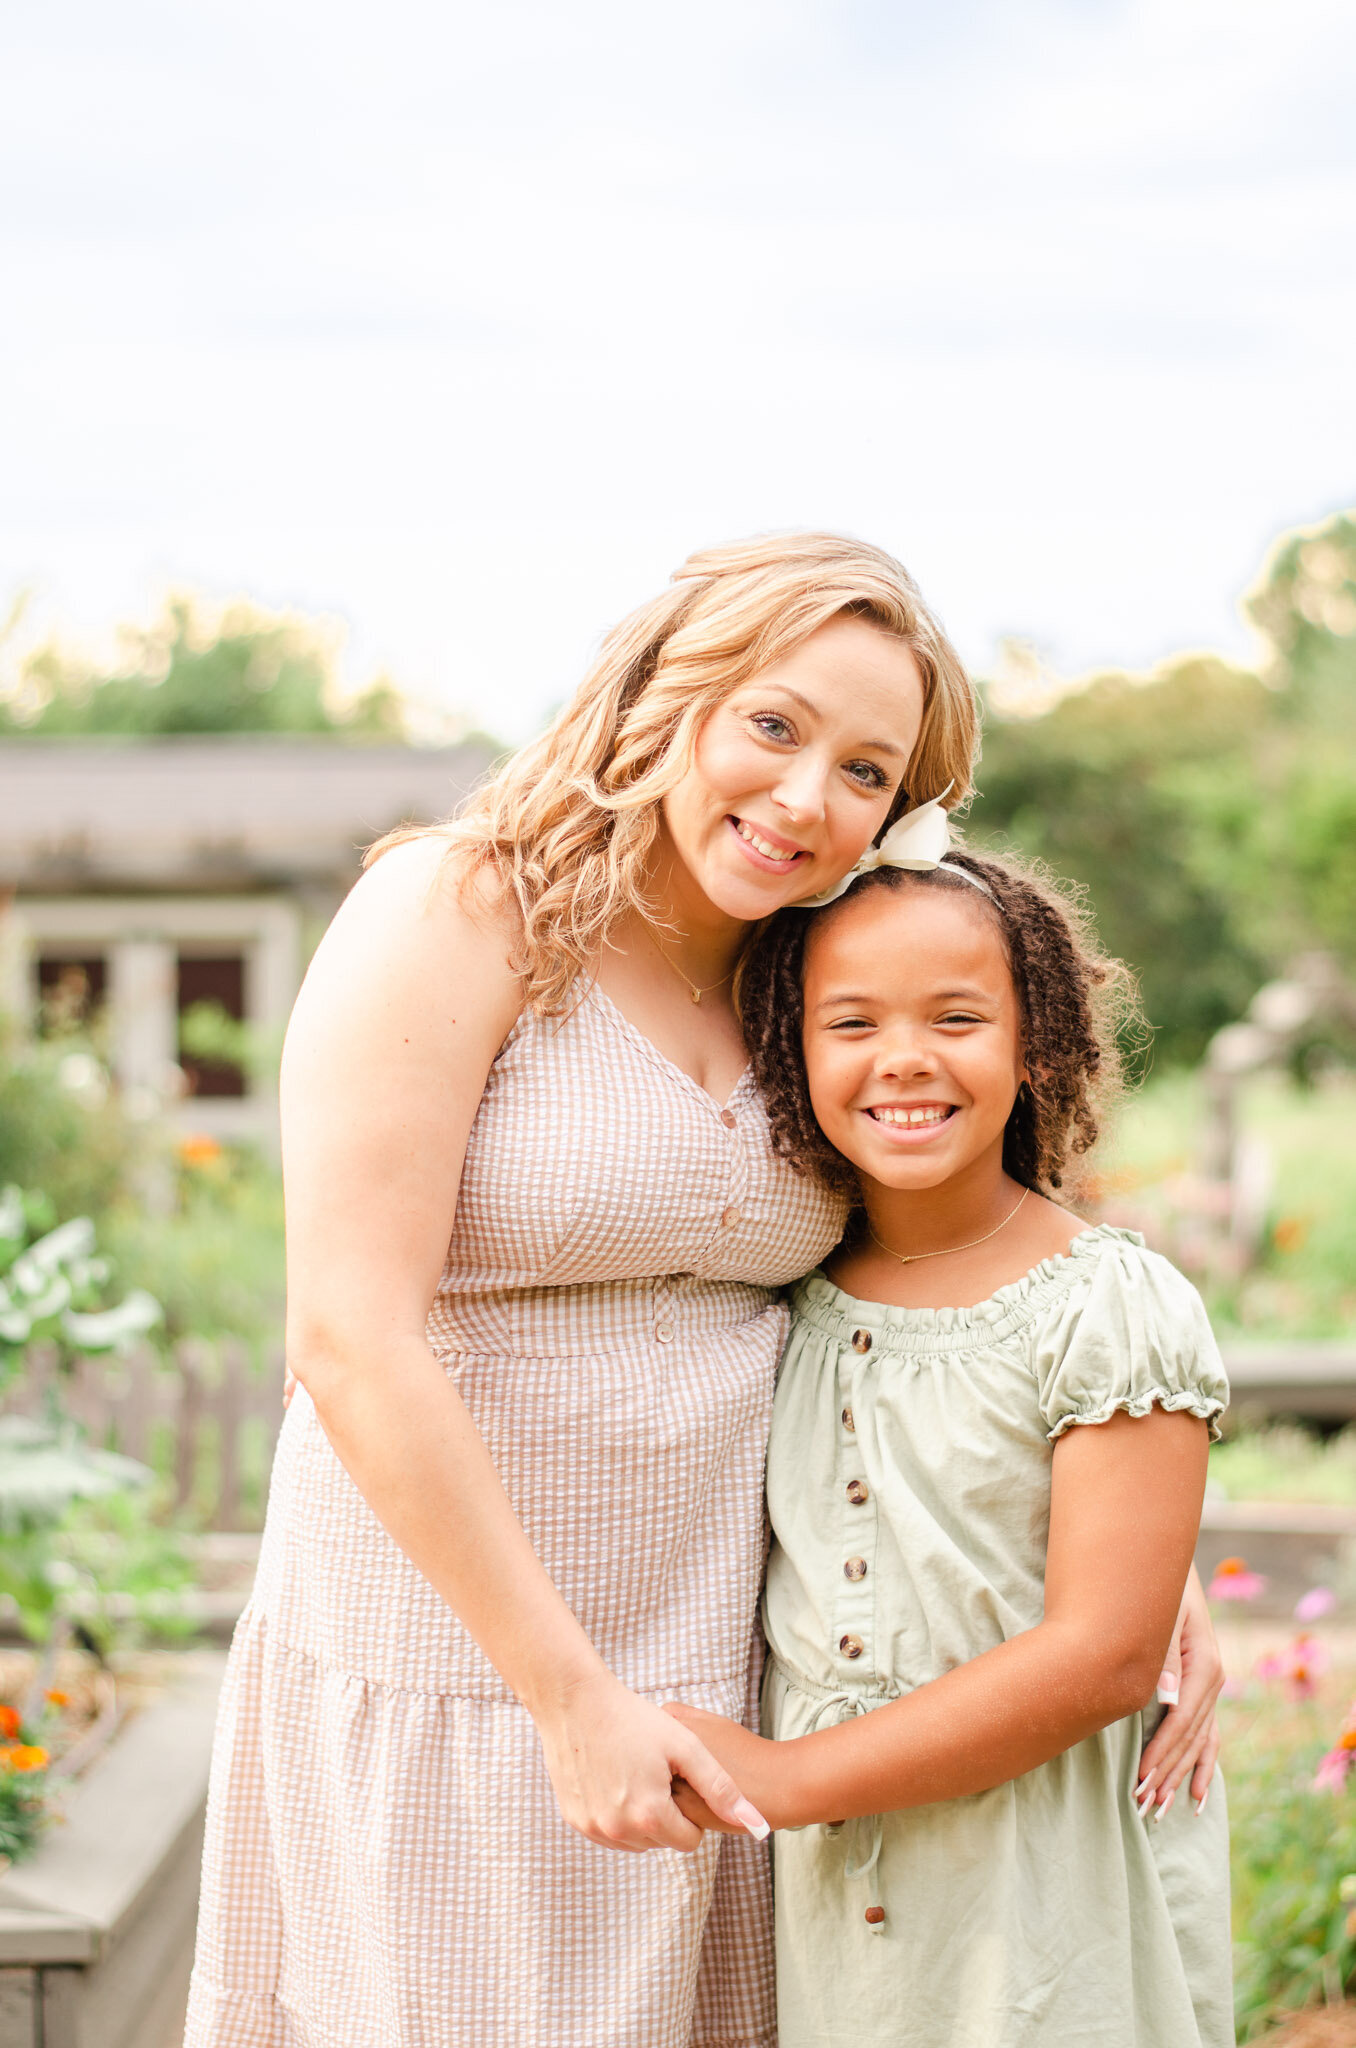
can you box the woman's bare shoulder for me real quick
[290,838,526,1066]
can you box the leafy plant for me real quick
[1227,1683,1356,2037]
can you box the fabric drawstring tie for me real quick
[772,1658,892,1934]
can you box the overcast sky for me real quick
[3,0,1354,739]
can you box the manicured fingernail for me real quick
[1153,1789,1175,1823]
[732,1797,770,1841]
[1156,1674,1179,1706]
[1136,1787,1156,1817]
[1194,1786,1210,1817]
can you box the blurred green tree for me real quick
[968,511,1356,1068]
[0,596,406,739]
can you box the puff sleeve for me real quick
[1033,1230,1228,1445]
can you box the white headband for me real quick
[793,791,994,909]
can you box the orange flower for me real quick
[0,1704,19,1739]
[178,1133,223,1168]
[1273,1216,1309,1255]
[44,1689,69,1707]
[1339,1729,1356,1751]
[6,1745,48,1773]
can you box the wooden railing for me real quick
[6,1339,1356,1534]
[4,1340,283,1530]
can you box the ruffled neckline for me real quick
[791,1224,1147,1353]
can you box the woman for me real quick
[186,533,1221,2048]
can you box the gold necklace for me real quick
[643,925,735,1005]
[867,1186,1031,1266]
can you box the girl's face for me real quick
[659,615,926,924]
[801,882,1026,1195]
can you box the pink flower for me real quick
[1296,1588,1339,1624]
[1208,1556,1267,1601]
[1314,1709,1356,1792]
[1315,1748,1353,1793]
[1280,1634,1331,1701]
[1253,1652,1284,1684]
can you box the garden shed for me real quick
[0,736,495,1145]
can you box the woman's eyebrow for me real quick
[762,686,906,757]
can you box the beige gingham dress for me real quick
[185,982,847,2048]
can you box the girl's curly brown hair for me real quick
[737,847,1144,1203]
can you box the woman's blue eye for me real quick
[752,713,794,742]
[847,761,889,790]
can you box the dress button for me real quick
[851,1329,872,1354]
[841,1405,855,1432]
[839,1634,864,1659]
[844,1557,867,1581]
[845,1478,869,1506]
[721,1205,742,1228]
[720,1109,737,1129]
[655,1322,675,1343]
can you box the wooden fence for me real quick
[6,1339,1356,1533]
[4,1340,283,1530]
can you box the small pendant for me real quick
[691,988,702,1003]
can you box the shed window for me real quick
[177,954,247,1098]
[37,955,107,1031]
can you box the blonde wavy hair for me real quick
[368,530,979,1011]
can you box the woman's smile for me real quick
[729,815,811,869]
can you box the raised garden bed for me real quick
[0,1652,223,2048]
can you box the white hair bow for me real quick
[795,789,991,908]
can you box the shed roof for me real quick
[0,736,499,892]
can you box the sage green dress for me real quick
[762,1226,1233,2048]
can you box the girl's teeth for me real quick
[735,820,797,862]
[873,1106,951,1126]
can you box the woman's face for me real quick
[659,615,926,924]
[800,882,1026,1197]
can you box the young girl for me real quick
[669,820,1233,2047]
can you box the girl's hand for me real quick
[663,1701,800,1831]
[535,1675,769,1853]
[1137,1567,1224,1818]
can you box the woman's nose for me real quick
[770,755,828,826]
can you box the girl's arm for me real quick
[283,839,766,1853]
[670,1404,1207,1828]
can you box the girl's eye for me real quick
[939,1012,984,1026]
[845,760,890,791]
[827,1016,874,1032]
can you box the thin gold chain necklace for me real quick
[643,924,735,1005]
[867,1185,1031,1266]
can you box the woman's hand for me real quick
[663,1701,803,1832]
[1136,1566,1224,1818]
[534,1675,769,1852]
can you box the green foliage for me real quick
[0,595,407,739]
[103,1145,285,1352]
[1104,1070,1356,1337]
[0,1192,163,1397]
[0,1026,144,1222]
[970,511,1356,1067]
[1227,1685,1356,2036]
[1209,1424,1356,1507]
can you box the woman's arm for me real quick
[283,840,767,1853]
[668,1405,1208,1828]
[1137,1566,1224,1814]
